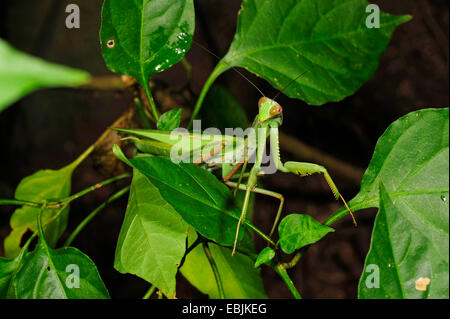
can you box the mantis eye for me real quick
[258,97,268,108]
[269,105,282,116]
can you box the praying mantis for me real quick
[115,42,355,256]
[115,92,356,256]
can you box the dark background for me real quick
[0,0,448,298]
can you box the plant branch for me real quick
[78,76,133,91]
[203,242,225,299]
[275,264,302,299]
[142,285,157,299]
[278,132,364,185]
[64,186,130,247]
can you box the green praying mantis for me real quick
[114,94,356,256]
[114,43,356,255]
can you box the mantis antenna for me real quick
[192,39,266,97]
[272,65,315,101]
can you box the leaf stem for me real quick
[142,81,160,121]
[142,285,157,299]
[245,222,276,247]
[181,58,192,83]
[0,199,41,208]
[275,264,302,299]
[64,186,130,247]
[49,173,131,208]
[188,61,227,129]
[203,242,225,299]
[134,96,152,128]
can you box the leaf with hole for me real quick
[359,183,449,299]
[100,0,194,98]
[326,108,449,255]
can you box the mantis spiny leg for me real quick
[193,141,226,164]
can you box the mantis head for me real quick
[258,97,283,123]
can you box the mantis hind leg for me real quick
[284,161,357,226]
[226,181,284,237]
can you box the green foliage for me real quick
[0,257,19,298]
[327,108,449,233]
[194,0,410,116]
[181,231,267,299]
[15,238,109,299]
[325,108,449,298]
[0,39,90,112]
[278,214,334,254]
[113,146,248,246]
[100,0,194,110]
[1,0,445,300]
[358,183,448,299]
[114,170,188,297]
[254,247,275,268]
[4,149,91,258]
[157,108,183,131]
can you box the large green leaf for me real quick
[326,108,449,249]
[0,39,89,112]
[114,170,188,297]
[113,146,251,246]
[202,0,410,106]
[278,214,334,254]
[358,183,449,299]
[14,240,110,299]
[4,151,89,258]
[181,231,267,299]
[100,0,194,92]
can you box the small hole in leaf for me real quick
[106,39,115,48]
[47,266,51,271]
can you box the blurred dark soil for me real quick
[0,0,448,298]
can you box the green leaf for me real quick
[254,247,275,268]
[157,108,182,131]
[113,146,249,246]
[326,108,449,261]
[205,0,410,105]
[358,183,449,299]
[14,241,110,299]
[4,148,91,258]
[201,85,249,131]
[100,0,194,91]
[278,214,334,254]
[0,39,90,112]
[0,257,19,298]
[181,231,267,299]
[114,170,188,297]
